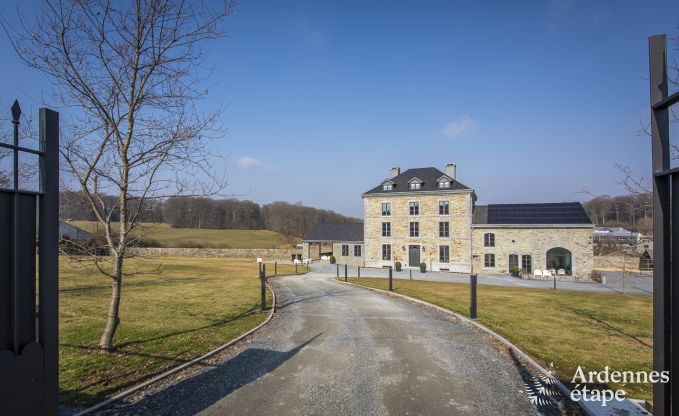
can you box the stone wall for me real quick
[127,247,300,260]
[363,191,473,272]
[471,227,593,278]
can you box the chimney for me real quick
[390,166,401,178]
[445,163,456,180]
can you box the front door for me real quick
[408,245,420,266]
[509,254,518,271]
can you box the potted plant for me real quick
[395,261,402,272]
[329,255,336,264]
[419,262,427,273]
[510,265,520,277]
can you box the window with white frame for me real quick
[383,183,393,191]
[341,244,349,256]
[439,221,449,237]
[409,201,419,215]
[409,222,419,237]
[382,244,391,260]
[439,245,450,263]
[439,200,449,215]
[484,233,495,247]
[484,253,495,267]
[381,202,391,216]
[382,222,391,237]
[410,182,421,190]
[354,245,361,256]
[438,180,450,188]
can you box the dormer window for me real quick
[437,175,452,189]
[407,177,423,190]
[382,180,394,191]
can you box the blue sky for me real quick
[1,0,677,218]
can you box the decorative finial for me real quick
[11,100,21,123]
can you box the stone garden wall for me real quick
[127,247,300,260]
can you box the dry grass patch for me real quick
[60,256,299,405]
[347,277,652,401]
[69,221,297,249]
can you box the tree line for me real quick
[60,192,360,238]
[583,192,652,232]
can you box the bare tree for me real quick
[3,0,234,350]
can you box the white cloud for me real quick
[443,114,476,138]
[235,156,275,171]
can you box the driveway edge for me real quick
[71,281,279,416]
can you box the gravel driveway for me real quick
[104,272,566,415]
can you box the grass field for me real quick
[59,256,300,405]
[69,221,297,249]
[346,277,653,401]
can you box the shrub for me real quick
[329,255,336,264]
[395,261,402,272]
[419,262,427,273]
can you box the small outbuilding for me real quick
[302,223,364,266]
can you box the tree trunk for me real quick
[99,254,123,350]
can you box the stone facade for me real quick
[471,226,593,278]
[332,242,365,266]
[363,191,473,272]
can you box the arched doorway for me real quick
[546,247,572,275]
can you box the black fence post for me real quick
[409,269,412,280]
[553,276,556,290]
[295,262,298,274]
[358,266,360,278]
[336,263,339,278]
[274,261,277,276]
[388,266,393,291]
[470,274,477,320]
[260,264,267,311]
[344,264,348,282]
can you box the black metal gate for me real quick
[0,101,59,415]
[649,35,678,416]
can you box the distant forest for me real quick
[59,192,361,238]
[582,193,652,233]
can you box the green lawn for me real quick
[69,221,297,249]
[346,277,653,401]
[59,256,299,405]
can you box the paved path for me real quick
[313,263,653,295]
[109,273,556,415]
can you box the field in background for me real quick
[69,221,297,249]
[346,277,653,401]
[60,256,298,405]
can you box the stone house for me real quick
[303,164,594,277]
[302,223,364,266]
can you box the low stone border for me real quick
[71,282,278,416]
[334,278,651,416]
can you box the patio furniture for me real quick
[549,268,557,275]
[557,269,566,276]
[543,269,552,277]
[534,269,542,277]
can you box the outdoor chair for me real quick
[557,269,566,276]
[543,269,552,277]
[549,268,557,275]
[534,269,542,277]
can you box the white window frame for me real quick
[381,202,391,216]
[341,244,349,256]
[382,244,391,260]
[382,222,391,237]
[409,201,420,215]
[438,200,449,215]
[484,233,495,247]
[439,245,450,263]
[439,221,449,237]
[484,253,495,268]
[409,221,419,237]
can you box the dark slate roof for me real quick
[472,202,592,225]
[363,167,471,195]
[303,223,364,242]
